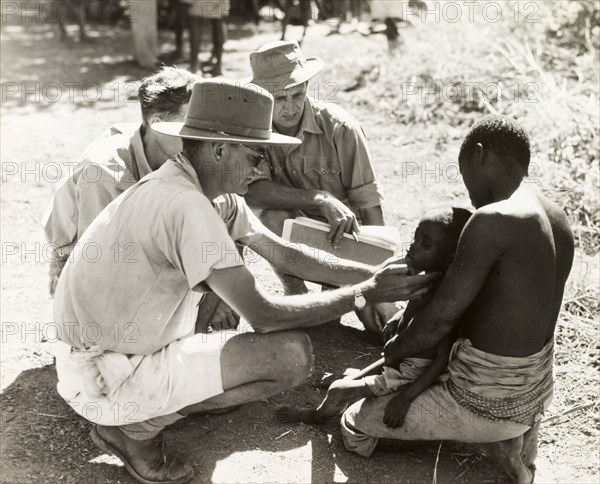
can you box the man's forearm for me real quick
[250,237,375,287]
[246,180,326,211]
[250,281,371,333]
[359,205,385,226]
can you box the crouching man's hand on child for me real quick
[383,385,416,429]
[363,265,437,303]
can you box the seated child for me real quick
[276,207,472,425]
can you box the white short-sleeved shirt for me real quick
[53,153,264,355]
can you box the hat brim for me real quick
[152,122,301,146]
[248,57,324,93]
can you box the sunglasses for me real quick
[237,144,268,165]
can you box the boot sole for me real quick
[90,426,195,484]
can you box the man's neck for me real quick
[484,178,524,207]
[141,125,170,171]
[183,150,223,201]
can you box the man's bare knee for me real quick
[278,331,313,387]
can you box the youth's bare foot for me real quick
[275,405,326,424]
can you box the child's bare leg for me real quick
[276,379,373,423]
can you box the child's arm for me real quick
[382,332,455,429]
[382,296,425,342]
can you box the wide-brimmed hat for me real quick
[153,79,301,145]
[249,40,324,94]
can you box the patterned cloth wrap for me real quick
[447,338,554,426]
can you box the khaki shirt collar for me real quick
[300,98,323,135]
[131,127,153,180]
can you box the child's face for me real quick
[405,219,451,273]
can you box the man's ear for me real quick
[210,142,225,161]
[147,113,163,126]
[474,143,485,165]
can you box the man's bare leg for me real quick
[475,436,533,484]
[188,17,202,73]
[88,330,312,484]
[276,378,373,423]
[76,3,89,42]
[180,330,313,414]
[520,422,540,477]
[56,2,68,41]
[210,19,224,76]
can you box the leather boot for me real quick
[91,425,194,484]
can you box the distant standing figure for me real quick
[369,0,406,50]
[280,0,313,45]
[182,0,230,75]
[52,0,89,42]
[131,0,159,68]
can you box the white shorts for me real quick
[54,331,229,426]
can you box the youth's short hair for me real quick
[425,207,473,253]
[459,115,531,170]
[138,67,198,125]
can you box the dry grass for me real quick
[337,2,599,254]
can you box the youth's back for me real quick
[462,186,574,357]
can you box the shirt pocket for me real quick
[301,156,341,191]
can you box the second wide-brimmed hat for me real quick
[249,40,324,94]
[152,79,301,145]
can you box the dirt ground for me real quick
[1,12,598,484]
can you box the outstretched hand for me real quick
[383,385,415,429]
[364,264,437,304]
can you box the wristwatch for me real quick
[353,289,367,311]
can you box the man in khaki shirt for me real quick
[246,41,385,245]
[246,41,386,297]
[53,79,434,484]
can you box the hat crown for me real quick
[184,80,274,140]
[250,41,308,81]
